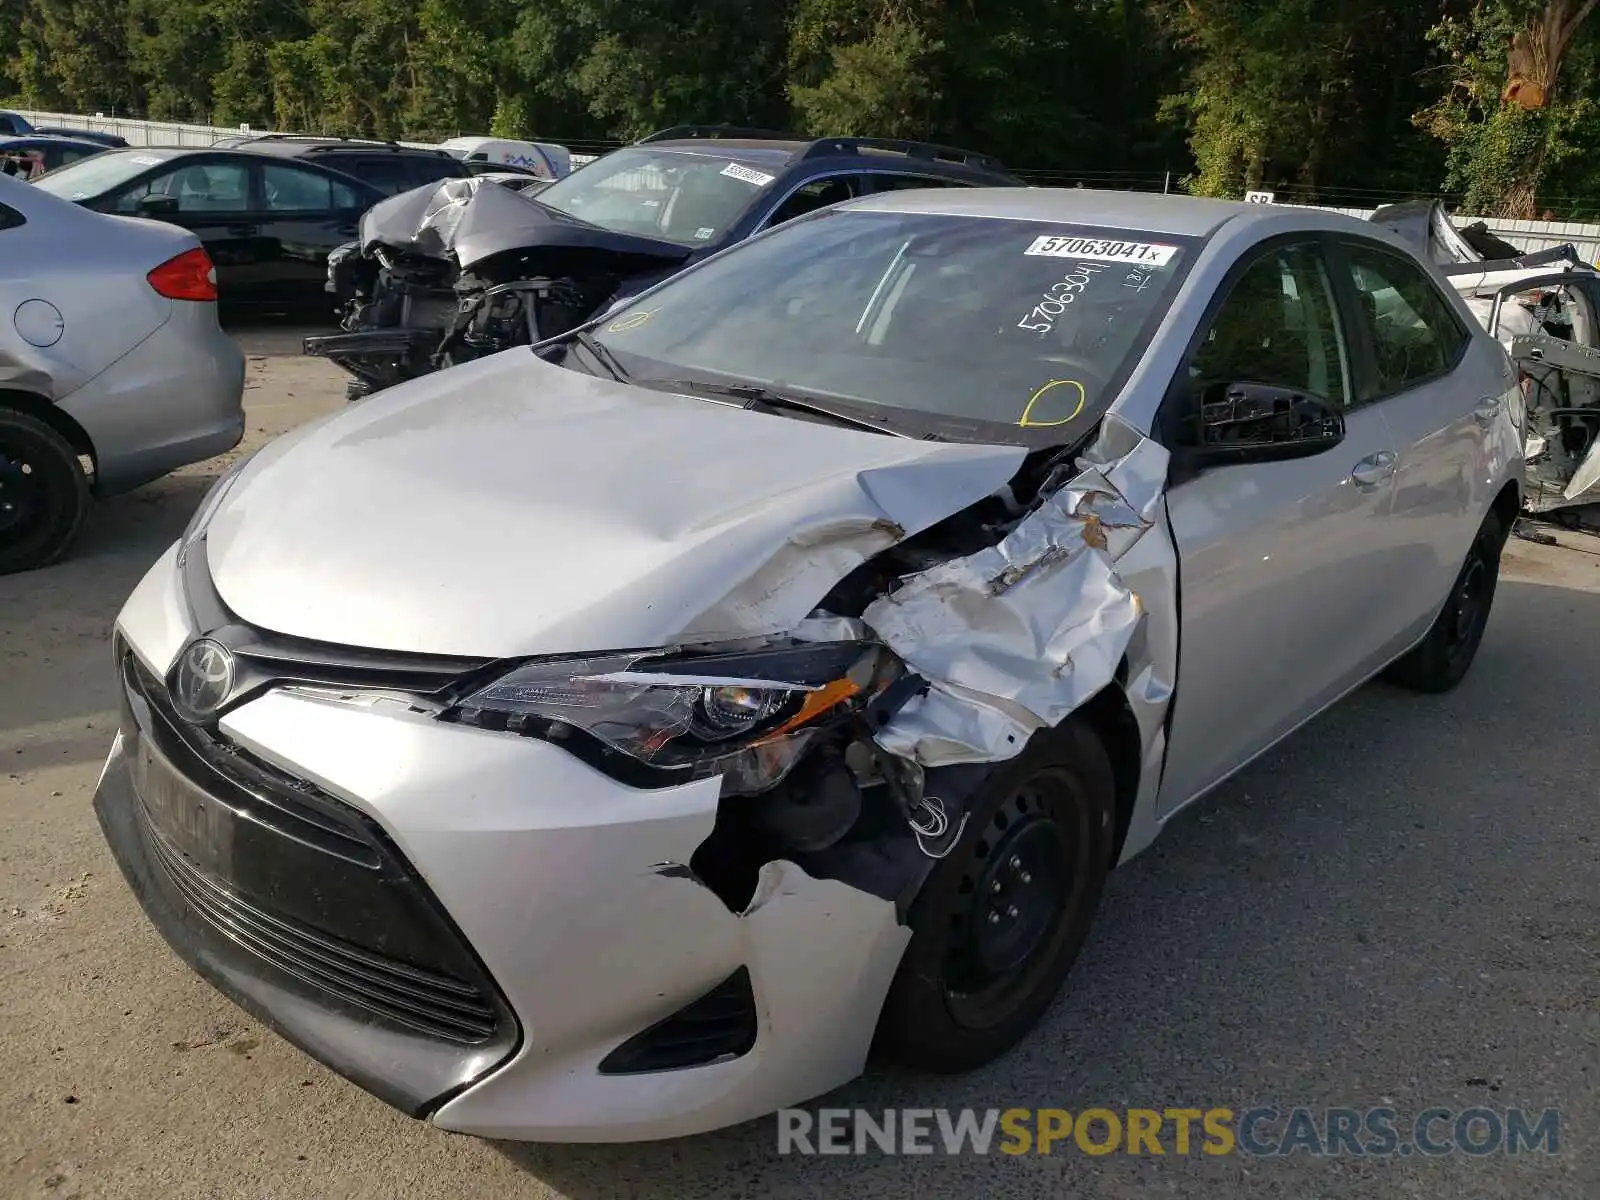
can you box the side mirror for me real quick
[137,194,180,217]
[1185,381,1345,468]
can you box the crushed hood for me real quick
[360,177,692,272]
[203,351,1025,657]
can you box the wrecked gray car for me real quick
[1372,199,1600,513]
[304,130,1020,399]
[100,189,1522,1141]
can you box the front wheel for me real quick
[0,407,91,576]
[1385,508,1506,694]
[876,717,1117,1073]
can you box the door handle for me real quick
[1350,451,1397,489]
[1473,396,1501,427]
[226,223,259,236]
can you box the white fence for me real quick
[12,108,599,164]
[15,109,1600,254]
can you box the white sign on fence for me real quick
[1245,190,1276,204]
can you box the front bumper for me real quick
[95,548,910,1142]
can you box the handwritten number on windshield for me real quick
[1017,263,1108,335]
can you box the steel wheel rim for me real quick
[940,769,1091,1030]
[1447,550,1491,651]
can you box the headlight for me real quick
[452,640,896,794]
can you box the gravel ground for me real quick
[1,332,1595,1198]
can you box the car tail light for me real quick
[147,247,218,302]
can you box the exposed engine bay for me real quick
[1371,199,1600,519]
[305,177,690,399]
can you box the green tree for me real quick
[17,0,138,112]
[1417,0,1600,216]
[1158,0,1452,203]
[789,14,941,136]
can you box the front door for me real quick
[1157,238,1403,814]
[107,159,265,297]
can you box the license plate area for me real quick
[131,733,236,877]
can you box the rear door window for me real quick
[764,175,872,228]
[405,157,467,190]
[1338,239,1470,400]
[871,174,968,193]
[333,155,411,195]
[261,163,336,213]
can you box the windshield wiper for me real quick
[654,378,903,437]
[569,329,631,381]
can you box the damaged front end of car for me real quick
[592,415,1174,930]
[305,177,690,399]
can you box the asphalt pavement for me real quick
[0,331,1594,1198]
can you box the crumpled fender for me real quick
[864,416,1175,773]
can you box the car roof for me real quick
[236,137,456,159]
[842,186,1290,237]
[96,145,186,162]
[0,133,104,147]
[624,140,1013,187]
[634,142,803,167]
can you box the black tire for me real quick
[0,407,91,576]
[1385,508,1507,694]
[876,717,1117,1073]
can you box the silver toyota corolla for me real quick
[94,189,1524,1142]
[0,174,244,573]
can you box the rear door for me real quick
[252,162,370,302]
[1331,236,1500,643]
[1157,237,1404,813]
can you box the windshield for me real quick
[33,149,164,199]
[534,146,791,247]
[589,209,1196,442]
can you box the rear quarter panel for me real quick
[1,185,189,398]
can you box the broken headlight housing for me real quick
[451,640,896,795]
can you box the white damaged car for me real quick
[95,189,1524,1142]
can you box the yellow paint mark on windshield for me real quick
[1018,379,1087,428]
[606,309,656,333]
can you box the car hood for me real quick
[203,352,1026,658]
[359,177,691,272]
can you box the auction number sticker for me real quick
[1025,235,1178,267]
[721,163,776,188]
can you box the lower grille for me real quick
[102,644,521,1113]
[139,806,497,1042]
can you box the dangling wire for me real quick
[910,794,969,860]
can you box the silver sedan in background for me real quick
[0,174,245,574]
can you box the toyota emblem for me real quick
[173,638,235,722]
